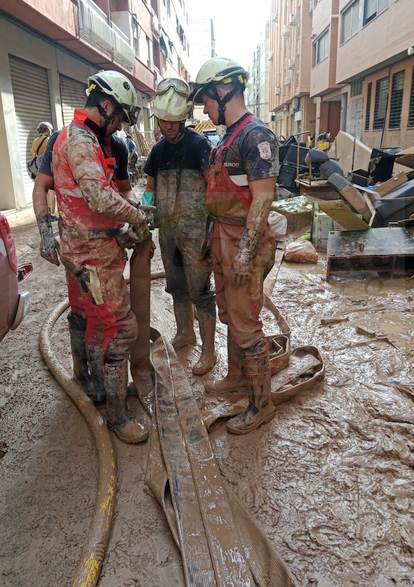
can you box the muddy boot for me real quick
[86,345,106,403]
[128,371,154,416]
[105,359,149,444]
[192,311,217,376]
[67,312,90,390]
[226,340,275,435]
[204,329,248,395]
[171,301,196,350]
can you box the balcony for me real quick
[78,0,135,72]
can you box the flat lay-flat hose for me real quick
[39,270,165,587]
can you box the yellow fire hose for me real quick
[39,269,166,587]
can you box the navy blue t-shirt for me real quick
[144,128,211,177]
[39,131,129,180]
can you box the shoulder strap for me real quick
[35,136,47,155]
[223,113,254,148]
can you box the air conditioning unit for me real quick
[272,14,278,23]
[288,13,297,26]
[282,24,290,36]
[288,57,296,70]
[275,86,281,95]
[283,74,291,86]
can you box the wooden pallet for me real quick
[327,227,414,278]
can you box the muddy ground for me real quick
[0,222,413,586]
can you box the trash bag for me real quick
[268,211,287,239]
[284,240,318,264]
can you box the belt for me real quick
[211,214,246,226]
[61,226,120,239]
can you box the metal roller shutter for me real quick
[60,75,87,126]
[9,55,53,203]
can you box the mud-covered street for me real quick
[1,222,413,586]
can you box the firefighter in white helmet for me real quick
[49,70,151,444]
[144,78,217,375]
[192,57,279,435]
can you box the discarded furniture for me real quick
[327,227,414,279]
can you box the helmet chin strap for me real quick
[96,104,117,135]
[208,86,238,126]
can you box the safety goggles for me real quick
[156,78,189,98]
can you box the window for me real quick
[408,69,414,127]
[373,77,389,130]
[364,0,390,25]
[342,0,360,42]
[389,71,404,129]
[351,79,363,97]
[365,82,372,130]
[313,29,329,65]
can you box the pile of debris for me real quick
[277,131,414,279]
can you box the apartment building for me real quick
[268,0,316,139]
[155,0,191,81]
[309,0,414,148]
[247,24,271,124]
[0,0,190,210]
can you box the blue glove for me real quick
[142,191,154,205]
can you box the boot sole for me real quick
[226,406,276,435]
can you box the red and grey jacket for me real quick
[53,109,143,234]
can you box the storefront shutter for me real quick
[59,75,87,126]
[9,55,53,204]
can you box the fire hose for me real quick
[39,243,321,586]
[39,266,165,587]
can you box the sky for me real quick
[187,0,271,71]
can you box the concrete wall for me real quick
[310,0,341,97]
[337,0,414,83]
[0,17,96,210]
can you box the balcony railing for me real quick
[78,0,136,72]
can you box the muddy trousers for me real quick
[63,237,137,425]
[159,229,216,318]
[210,226,273,349]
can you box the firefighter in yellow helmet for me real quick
[144,78,217,375]
[192,57,279,435]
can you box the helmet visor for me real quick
[156,78,189,98]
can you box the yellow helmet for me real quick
[153,78,191,122]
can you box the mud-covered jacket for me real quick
[53,109,145,233]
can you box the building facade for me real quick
[0,0,190,210]
[268,0,316,139]
[310,0,414,147]
[247,24,271,124]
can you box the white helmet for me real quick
[37,121,53,134]
[86,70,141,125]
[191,57,248,104]
[153,78,191,122]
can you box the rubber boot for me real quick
[171,301,196,350]
[105,359,149,444]
[86,345,106,403]
[67,312,90,390]
[226,340,276,435]
[192,311,217,376]
[204,328,248,395]
[128,371,154,416]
